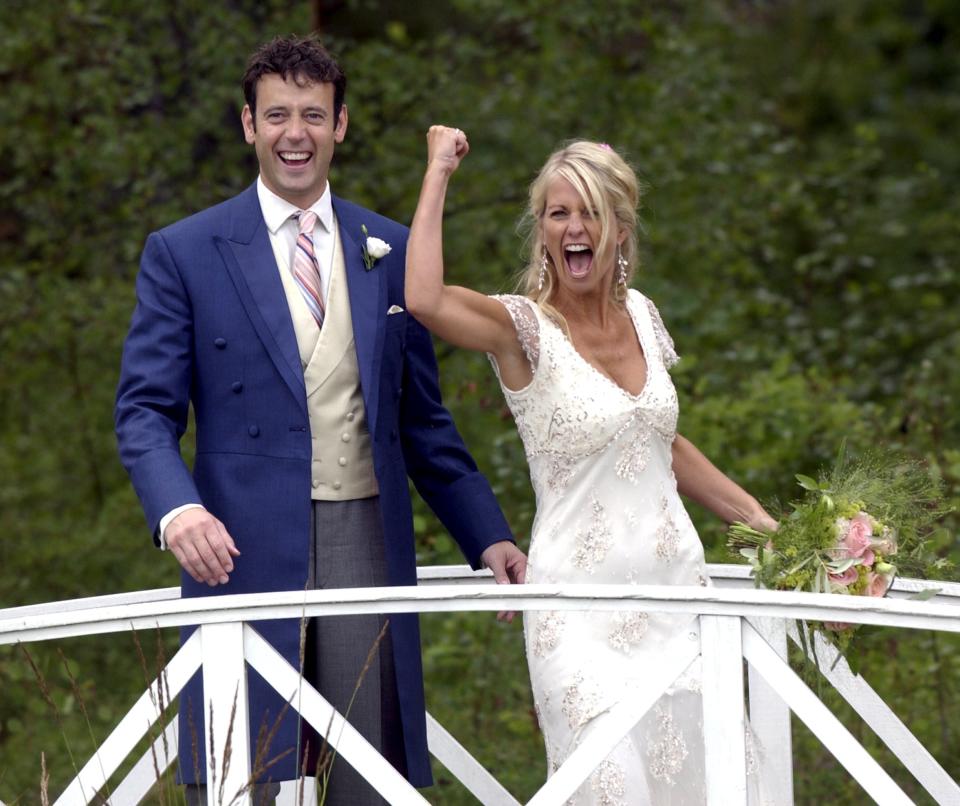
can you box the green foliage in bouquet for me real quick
[729,449,954,649]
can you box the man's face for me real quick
[241,74,347,208]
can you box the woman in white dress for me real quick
[405,126,777,804]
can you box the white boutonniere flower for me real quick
[361,224,391,270]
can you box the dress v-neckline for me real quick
[556,293,651,401]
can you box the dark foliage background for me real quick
[1,1,958,802]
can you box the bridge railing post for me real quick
[746,616,794,805]
[200,621,251,806]
[701,614,748,805]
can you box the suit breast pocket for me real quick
[384,310,408,354]
[385,309,407,330]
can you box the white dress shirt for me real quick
[257,175,336,305]
[158,177,337,549]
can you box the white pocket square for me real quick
[387,305,405,315]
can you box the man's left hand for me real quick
[480,540,527,622]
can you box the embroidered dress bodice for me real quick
[489,290,762,804]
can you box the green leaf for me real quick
[796,474,820,491]
[826,558,858,574]
[908,588,941,601]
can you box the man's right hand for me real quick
[165,509,241,586]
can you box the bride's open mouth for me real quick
[564,243,593,279]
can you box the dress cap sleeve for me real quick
[642,293,680,369]
[491,293,540,373]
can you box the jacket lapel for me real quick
[215,184,307,415]
[334,197,386,434]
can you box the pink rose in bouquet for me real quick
[866,570,894,598]
[824,621,853,632]
[835,513,875,566]
[870,527,898,557]
[828,567,859,589]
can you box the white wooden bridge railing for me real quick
[1,565,959,806]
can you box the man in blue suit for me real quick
[115,35,525,804]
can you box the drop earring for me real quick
[617,245,628,290]
[538,246,548,292]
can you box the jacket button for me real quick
[214,338,227,349]
[248,425,260,437]
[232,381,243,393]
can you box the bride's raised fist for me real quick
[426,124,469,173]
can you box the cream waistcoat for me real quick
[277,217,378,500]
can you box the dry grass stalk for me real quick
[21,643,85,801]
[207,699,218,800]
[131,627,178,804]
[293,587,310,796]
[226,699,295,805]
[298,739,310,806]
[216,687,239,805]
[187,698,201,794]
[316,619,390,806]
[40,752,50,806]
[57,648,111,803]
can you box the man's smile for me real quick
[278,150,312,166]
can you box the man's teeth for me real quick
[281,152,310,160]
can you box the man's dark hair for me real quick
[242,35,347,124]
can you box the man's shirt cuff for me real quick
[158,504,205,550]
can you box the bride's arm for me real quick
[406,126,520,361]
[672,434,778,531]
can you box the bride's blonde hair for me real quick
[518,141,642,329]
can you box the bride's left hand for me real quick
[749,511,780,533]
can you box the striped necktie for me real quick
[292,211,325,328]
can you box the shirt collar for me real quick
[256,176,334,235]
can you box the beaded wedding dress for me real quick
[490,289,755,805]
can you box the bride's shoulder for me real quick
[628,288,680,368]
[625,286,651,305]
[627,287,664,320]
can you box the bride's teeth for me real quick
[566,244,589,252]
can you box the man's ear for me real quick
[334,104,348,144]
[241,105,256,144]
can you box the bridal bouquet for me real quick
[728,450,951,644]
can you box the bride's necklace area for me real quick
[567,305,632,360]
[565,304,646,396]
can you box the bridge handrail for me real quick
[2,562,957,623]
[4,565,959,805]
[2,576,959,648]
